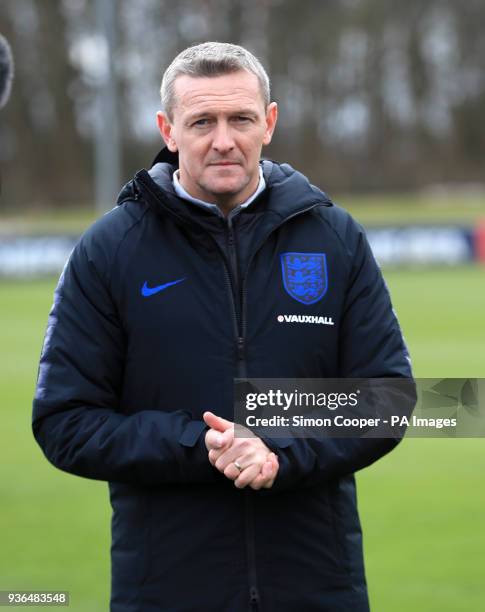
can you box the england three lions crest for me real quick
[280,252,328,305]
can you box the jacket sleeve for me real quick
[32,234,220,486]
[262,216,415,493]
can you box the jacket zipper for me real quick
[223,205,321,609]
[137,176,321,609]
[223,218,246,374]
[223,217,260,608]
[237,203,321,610]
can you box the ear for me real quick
[156,111,178,152]
[262,102,278,146]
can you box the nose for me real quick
[211,121,235,154]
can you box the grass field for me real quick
[1,265,484,611]
[361,265,485,611]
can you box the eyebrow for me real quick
[186,109,259,122]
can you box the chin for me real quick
[204,178,248,197]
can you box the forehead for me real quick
[172,70,265,117]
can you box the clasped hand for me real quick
[203,411,279,490]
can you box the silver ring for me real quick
[234,460,243,472]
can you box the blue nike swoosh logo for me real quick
[141,278,186,297]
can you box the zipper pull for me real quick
[237,336,245,361]
[249,586,260,605]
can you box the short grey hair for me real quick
[160,41,270,120]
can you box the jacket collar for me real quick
[117,147,333,260]
[131,146,332,221]
[150,146,179,167]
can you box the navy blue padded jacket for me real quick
[33,152,412,612]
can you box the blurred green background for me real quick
[0,203,484,612]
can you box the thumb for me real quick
[203,411,233,432]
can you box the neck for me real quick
[181,179,258,209]
[175,168,264,216]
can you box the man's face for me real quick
[157,70,277,209]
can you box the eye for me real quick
[192,118,210,127]
[234,116,251,123]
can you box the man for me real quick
[33,42,412,611]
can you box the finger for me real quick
[203,411,226,431]
[203,411,233,432]
[215,438,268,472]
[259,452,278,475]
[205,428,224,451]
[269,453,279,471]
[249,460,273,490]
[234,464,261,489]
[266,454,279,484]
[249,472,265,490]
[215,445,244,472]
[208,448,222,465]
[262,462,278,488]
[263,458,275,478]
[249,481,262,491]
[219,427,234,449]
[250,455,279,490]
[207,430,235,462]
[208,439,235,464]
[223,459,248,481]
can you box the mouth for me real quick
[208,161,240,167]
